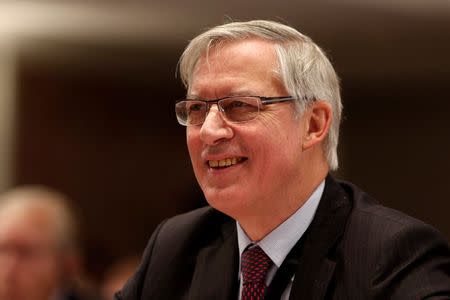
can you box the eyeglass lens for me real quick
[176,97,261,125]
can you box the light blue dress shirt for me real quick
[236,180,325,300]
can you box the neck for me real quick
[238,166,328,241]
[238,215,287,242]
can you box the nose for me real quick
[199,104,233,145]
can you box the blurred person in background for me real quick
[0,186,98,300]
[118,20,450,299]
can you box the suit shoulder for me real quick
[161,206,229,236]
[335,180,450,298]
[338,179,449,271]
[150,206,232,255]
[116,207,233,299]
[338,179,441,235]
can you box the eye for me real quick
[228,100,250,108]
[222,98,258,111]
[220,97,260,122]
[187,102,205,112]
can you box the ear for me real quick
[302,100,332,150]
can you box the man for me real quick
[117,20,450,299]
[0,186,97,300]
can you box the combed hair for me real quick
[179,20,342,170]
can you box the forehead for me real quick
[0,206,55,245]
[190,39,283,97]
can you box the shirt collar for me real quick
[237,179,324,267]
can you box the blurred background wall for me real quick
[0,0,449,282]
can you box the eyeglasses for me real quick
[175,96,296,126]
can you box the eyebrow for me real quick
[186,90,256,101]
[186,94,201,100]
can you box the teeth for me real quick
[208,157,242,168]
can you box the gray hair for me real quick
[179,20,342,170]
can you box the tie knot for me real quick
[241,245,273,284]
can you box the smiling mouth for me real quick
[208,157,246,168]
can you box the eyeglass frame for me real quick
[175,95,301,126]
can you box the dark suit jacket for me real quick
[116,176,450,299]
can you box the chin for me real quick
[204,188,251,218]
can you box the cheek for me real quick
[32,261,61,297]
[186,129,196,157]
[30,259,59,279]
[186,127,199,149]
[253,128,303,173]
[186,130,204,172]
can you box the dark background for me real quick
[2,1,449,281]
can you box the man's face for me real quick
[0,208,62,300]
[187,39,311,221]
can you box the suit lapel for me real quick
[188,220,239,300]
[289,175,351,300]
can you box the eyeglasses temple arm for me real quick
[260,96,296,105]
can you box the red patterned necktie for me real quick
[241,245,273,300]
